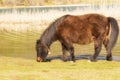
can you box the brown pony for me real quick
[36,14,119,62]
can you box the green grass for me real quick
[0,30,120,80]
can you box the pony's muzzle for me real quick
[36,57,43,62]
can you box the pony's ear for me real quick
[36,39,41,44]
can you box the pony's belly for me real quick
[78,40,93,45]
[76,36,93,45]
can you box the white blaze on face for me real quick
[48,49,51,54]
[48,51,51,54]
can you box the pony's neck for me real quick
[40,15,67,49]
[41,36,57,48]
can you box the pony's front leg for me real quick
[90,39,102,62]
[69,47,75,62]
[61,43,68,62]
[61,37,75,62]
[61,43,75,62]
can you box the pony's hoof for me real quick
[72,59,76,62]
[90,59,97,62]
[63,59,67,62]
[106,57,112,61]
[90,57,97,62]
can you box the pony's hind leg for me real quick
[90,38,102,62]
[106,51,112,61]
[103,38,112,61]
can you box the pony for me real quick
[36,13,119,62]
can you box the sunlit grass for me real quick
[0,56,120,80]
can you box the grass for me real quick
[0,57,120,80]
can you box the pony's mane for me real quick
[40,15,69,46]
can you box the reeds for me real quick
[0,5,120,32]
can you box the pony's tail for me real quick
[107,17,119,51]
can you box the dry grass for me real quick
[1,0,120,6]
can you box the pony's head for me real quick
[36,40,49,62]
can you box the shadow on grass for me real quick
[1,53,120,62]
[47,54,120,62]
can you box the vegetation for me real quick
[0,0,120,7]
